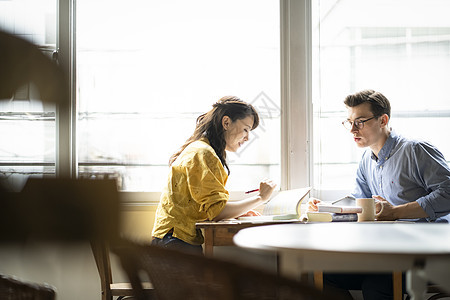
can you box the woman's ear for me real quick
[222,115,230,130]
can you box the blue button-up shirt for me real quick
[353,131,450,222]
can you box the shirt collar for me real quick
[199,136,210,145]
[371,130,398,164]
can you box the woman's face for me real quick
[222,115,254,152]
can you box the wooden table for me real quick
[196,220,303,257]
[234,222,450,300]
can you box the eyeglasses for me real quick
[342,116,377,130]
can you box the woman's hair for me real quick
[344,89,391,118]
[169,96,259,174]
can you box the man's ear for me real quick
[222,115,230,130]
[380,114,389,128]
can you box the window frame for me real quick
[280,0,312,191]
[57,0,76,178]
[56,0,313,204]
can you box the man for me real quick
[310,89,450,299]
[343,90,450,222]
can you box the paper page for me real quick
[236,215,302,224]
[262,187,311,216]
[237,213,299,222]
[317,204,362,213]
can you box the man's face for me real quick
[346,102,384,150]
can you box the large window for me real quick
[312,0,450,197]
[1,1,280,194]
[5,0,449,199]
[76,0,281,192]
[0,0,57,191]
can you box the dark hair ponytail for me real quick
[169,96,259,174]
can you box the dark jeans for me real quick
[151,231,203,255]
[323,272,406,300]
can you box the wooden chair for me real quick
[113,239,342,300]
[91,239,155,300]
[424,286,450,300]
[0,273,56,300]
[393,271,450,300]
[404,285,450,300]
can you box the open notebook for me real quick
[237,187,311,222]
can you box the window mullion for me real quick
[280,0,312,190]
[57,0,76,178]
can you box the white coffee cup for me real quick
[356,198,384,222]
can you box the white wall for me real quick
[0,243,100,300]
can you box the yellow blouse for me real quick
[152,138,229,245]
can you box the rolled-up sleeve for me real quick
[185,149,229,220]
[413,142,450,220]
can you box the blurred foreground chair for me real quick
[0,29,67,104]
[114,240,338,300]
[0,274,56,300]
[0,177,120,243]
[0,177,122,299]
[91,239,155,300]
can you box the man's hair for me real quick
[344,90,391,118]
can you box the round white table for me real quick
[233,222,450,300]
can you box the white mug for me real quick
[356,198,384,222]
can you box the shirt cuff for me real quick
[416,197,437,221]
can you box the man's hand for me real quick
[307,197,322,212]
[373,195,429,220]
[372,195,396,221]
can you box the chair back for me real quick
[114,240,335,300]
[0,274,56,300]
[0,177,120,242]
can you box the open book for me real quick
[237,187,311,222]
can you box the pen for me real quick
[331,195,356,204]
[245,188,259,194]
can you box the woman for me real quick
[152,96,277,254]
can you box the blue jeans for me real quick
[151,232,203,255]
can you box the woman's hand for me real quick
[258,179,277,202]
[237,209,262,218]
[213,179,277,221]
[307,197,322,212]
